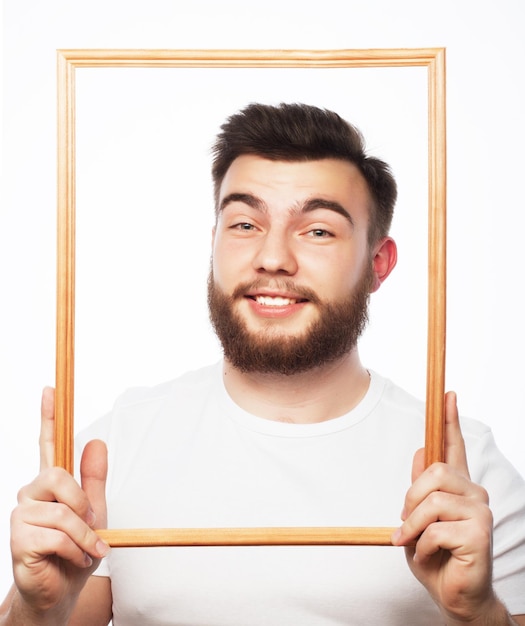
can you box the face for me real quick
[208,155,393,374]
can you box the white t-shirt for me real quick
[76,363,525,624]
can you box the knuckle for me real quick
[469,516,493,547]
[50,501,70,525]
[54,529,74,553]
[426,490,445,509]
[427,461,447,481]
[9,515,24,550]
[421,520,441,544]
[480,502,494,527]
[476,485,490,505]
[9,505,23,528]
[42,466,70,489]
[16,481,34,503]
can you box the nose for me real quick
[252,228,298,275]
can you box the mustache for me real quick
[231,279,322,305]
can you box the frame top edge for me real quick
[56,47,446,64]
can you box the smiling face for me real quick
[208,155,395,374]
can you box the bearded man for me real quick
[3,103,525,626]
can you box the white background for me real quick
[73,64,429,431]
[1,0,524,596]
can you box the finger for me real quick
[394,466,490,547]
[444,391,469,476]
[399,458,488,526]
[12,526,96,570]
[412,515,492,566]
[395,490,487,545]
[39,387,55,471]
[409,391,464,486]
[411,520,468,565]
[12,500,110,565]
[18,467,96,527]
[80,440,108,530]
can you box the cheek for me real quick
[301,251,365,294]
[211,240,246,288]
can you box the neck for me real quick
[222,350,370,424]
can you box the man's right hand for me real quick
[2,387,109,625]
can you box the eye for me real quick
[307,228,333,238]
[231,222,256,231]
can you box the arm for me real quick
[0,388,111,626]
[392,392,524,625]
[69,576,112,626]
[0,577,112,626]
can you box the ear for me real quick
[369,237,397,293]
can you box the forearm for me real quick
[443,597,521,626]
[0,585,75,626]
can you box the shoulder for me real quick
[370,371,426,423]
[75,362,222,447]
[373,371,496,440]
[112,362,220,410]
[370,372,510,473]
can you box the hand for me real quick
[8,387,109,622]
[392,392,497,623]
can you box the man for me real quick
[2,103,525,624]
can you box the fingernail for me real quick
[86,508,96,527]
[391,528,402,545]
[96,539,110,557]
[84,552,93,567]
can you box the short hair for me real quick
[211,102,397,245]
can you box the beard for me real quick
[207,266,373,376]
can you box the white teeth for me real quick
[255,295,296,306]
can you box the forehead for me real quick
[218,155,372,209]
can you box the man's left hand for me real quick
[392,391,502,623]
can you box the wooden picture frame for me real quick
[55,48,447,547]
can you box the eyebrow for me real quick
[301,198,355,227]
[219,193,265,213]
[219,193,355,227]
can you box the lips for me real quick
[237,281,316,313]
[244,291,310,319]
[253,295,304,307]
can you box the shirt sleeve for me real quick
[465,422,525,615]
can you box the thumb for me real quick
[444,390,470,476]
[80,439,108,529]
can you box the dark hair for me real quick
[211,102,397,245]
